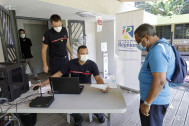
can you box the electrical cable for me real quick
[1,93,38,113]
[0,90,44,126]
[0,90,9,113]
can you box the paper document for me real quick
[38,84,51,93]
[90,75,117,89]
[90,84,108,90]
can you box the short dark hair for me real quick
[18,29,25,33]
[50,14,61,23]
[134,23,156,38]
[78,45,87,54]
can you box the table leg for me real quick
[67,114,70,124]
[107,113,111,126]
[4,113,20,126]
[0,113,9,119]
[11,113,20,126]
[89,113,93,122]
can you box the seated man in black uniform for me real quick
[33,45,109,126]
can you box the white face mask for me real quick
[80,54,89,62]
[20,34,25,39]
[53,26,62,32]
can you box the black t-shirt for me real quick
[43,27,68,57]
[20,38,33,59]
[60,59,100,83]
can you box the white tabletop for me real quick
[1,85,127,114]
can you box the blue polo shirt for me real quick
[60,58,100,83]
[139,38,175,105]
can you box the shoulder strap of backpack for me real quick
[150,41,170,50]
[147,41,171,83]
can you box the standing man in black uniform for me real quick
[33,45,109,126]
[19,29,39,80]
[42,14,73,75]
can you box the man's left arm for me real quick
[94,75,109,93]
[66,40,73,60]
[140,72,166,116]
[29,39,32,51]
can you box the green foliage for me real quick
[137,0,189,16]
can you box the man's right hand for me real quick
[32,83,41,90]
[43,65,49,73]
[101,86,110,93]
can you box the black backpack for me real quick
[147,41,187,87]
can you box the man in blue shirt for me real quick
[134,24,175,126]
[34,45,109,126]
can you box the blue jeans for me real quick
[139,100,169,126]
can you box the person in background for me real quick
[19,29,38,126]
[19,29,39,81]
[33,45,109,126]
[42,14,73,75]
[134,23,176,126]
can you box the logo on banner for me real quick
[117,25,137,51]
[122,26,134,39]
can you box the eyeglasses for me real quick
[138,38,144,44]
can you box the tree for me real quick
[137,0,189,16]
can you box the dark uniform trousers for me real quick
[139,100,169,126]
[49,56,69,76]
[19,113,37,126]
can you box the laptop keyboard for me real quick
[29,96,54,107]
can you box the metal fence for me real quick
[68,20,86,58]
[0,6,19,62]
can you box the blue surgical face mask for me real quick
[137,42,146,51]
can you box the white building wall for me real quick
[17,19,47,29]
[85,21,97,63]
[96,20,114,75]
[143,11,157,25]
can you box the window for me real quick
[175,23,189,39]
[185,24,189,39]
[156,25,171,39]
[175,24,184,39]
[0,8,16,62]
[135,2,145,8]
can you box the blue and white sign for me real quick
[115,9,157,91]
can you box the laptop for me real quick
[29,83,54,108]
[49,77,84,94]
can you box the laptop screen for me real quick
[49,77,82,94]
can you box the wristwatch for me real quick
[144,101,151,107]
